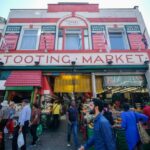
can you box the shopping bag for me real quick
[36,124,43,136]
[137,122,150,144]
[17,132,24,148]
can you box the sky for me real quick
[0,0,150,35]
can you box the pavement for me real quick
[5,116,83,150]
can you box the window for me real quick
[65,29,82,50]
[20,30,38,50]
[109,31,126,50]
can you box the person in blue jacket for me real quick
[121,103,148,150]
[79,98,116,150]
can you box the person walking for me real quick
[121,103,148,150]
[0,100,10,150]
[52,100,62,129]
[66,100,79,149]
[12,99,31,150]
[30,103,41,146]
[79,98,116,150]
[7,101,16,139]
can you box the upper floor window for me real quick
[109,28,128,50]
[20,30,38,50]
[65,29,82,50]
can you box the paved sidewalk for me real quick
[6,117,83,150]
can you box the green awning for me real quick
[6,86,34,91]
[0,65,148,72]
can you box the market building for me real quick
[0,3,150,106]
[0,16,6,101]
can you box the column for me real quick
[91,73,96,98]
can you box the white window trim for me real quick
[17,28,41,50]
[108,27,129,50]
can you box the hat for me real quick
[1,100,9,107]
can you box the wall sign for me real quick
[6,26,22,33]
[42,25,56,33]
[91,25,105,32]
[60,17,87,27]
[104,76,145,87]
[125,25,141,33]
[0,52,148,66]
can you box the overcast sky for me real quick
[0,0,150,35]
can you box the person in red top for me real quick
[143,103,150,125]
[30,103,41,146]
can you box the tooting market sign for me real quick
[0,53,148,66]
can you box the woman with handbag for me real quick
[121,103,148,150]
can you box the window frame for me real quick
[108,28,129,50]
[17,28,40,50]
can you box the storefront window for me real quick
[20,30,38,50]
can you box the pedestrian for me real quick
[121,103,148,150]
[7,101,16,139]
[66,100,79,149]
[52,100,62,129]
[12,99,31,150]
[103,102,114,125]
[30,103,41,146]
[79,98,116,150]
[0,100,10,150]
[143,103,150,127]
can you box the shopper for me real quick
[12,99,31,150]
[103,103,114,125]
[0,100,10,150]
[7,101,16,139]
[143,103,150,126]
[79,98,116,150]
[30,103,41,146]
[66,100,79,149]
[52,100,62,129]
[121,103,148,150]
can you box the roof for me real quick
[5,71,42,87]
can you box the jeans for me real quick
[67,121,79,147]
[30,124,38,144]
[12,121,29,150]
[53,114,60,129]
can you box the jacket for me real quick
[84,113,116,150]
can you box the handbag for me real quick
[134,113,150,144]
[17,132,24,148]
[137,122,150,144]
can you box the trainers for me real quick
[67,143,71,147]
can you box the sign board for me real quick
[0,52,148,66]
[60,17,87,27]
[6,26,22,33]
[125,25,141,33]
[41,25,56,33]
[104,76,145,87]
[91,25,106,32]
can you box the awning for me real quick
[54,74,92,93]
[5,71,42,87]
[40,76,53,95]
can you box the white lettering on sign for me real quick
[60,17,86,27]
[0,53,148,66]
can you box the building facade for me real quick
[0,3,150,104]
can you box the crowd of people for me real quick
[0,99,41,150]
[0,97,150,150]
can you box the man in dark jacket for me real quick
[79,99,116,150]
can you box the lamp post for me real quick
[71,61,76,99]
